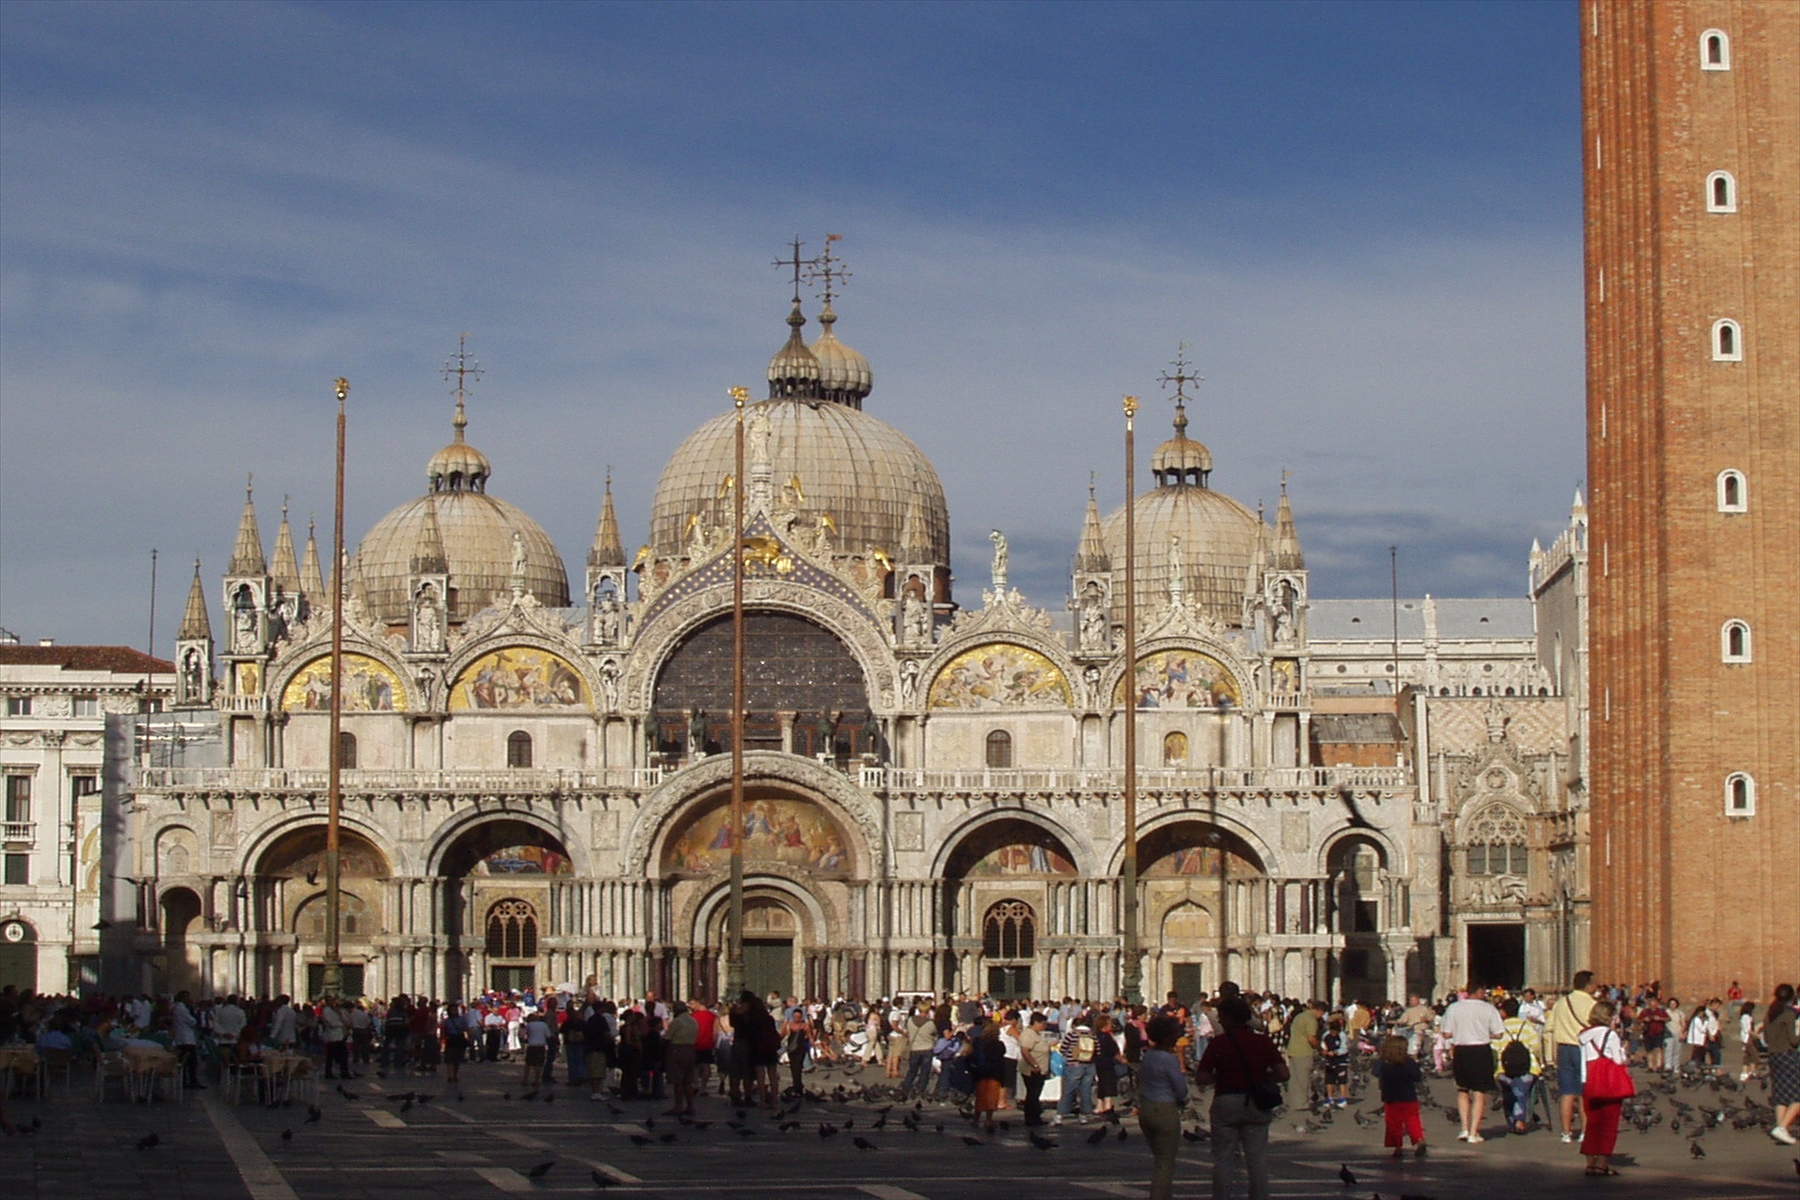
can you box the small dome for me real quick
[354,492,568,625]
[767,303,822,399]
[1152,404,1212,485]
[427,439,492,492]
[810,305,872,407]
[1101,487,1262,628]
[649,397,949,566]
[352,400,568,624]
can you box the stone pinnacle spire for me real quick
[900,479,932,562]
[1075,477,1111,572]
[270,499,300,593]
[300,518,326,600]
[1270,479,1304,570]
[410,496,449,574]
[178,559,212,640]
[228,476,267,575]
[589,473,625,568]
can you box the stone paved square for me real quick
[5,1060,1796,1200]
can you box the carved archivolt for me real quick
[677,865,846,946]
[266,636,413,711]
[925,806,1095,879]
[624,751,883,880]
[621,582,895,713]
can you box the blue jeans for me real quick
[1058,1061,1096,1117]
[1497,1073,1533,1127]
[901,1050,934,1094]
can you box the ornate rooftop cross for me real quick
[807,233,851,308]
[442,333,484,434]
[1157,342,1203,416]
[772,237,819,306]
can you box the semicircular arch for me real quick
[681,869,841,948]
[444,638,595,712]
[1316,829,1402,877]
[621,582,896,713]
[1103,638,1254,711]
[424,809,586,878]
[1118,810,1274,878]
[626,751,880,880]
[928,808,1093,879]
[273,645,412,713]
[924,638,1076,710]
[239,812,405,879]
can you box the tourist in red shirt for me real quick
[1196,995,1288,1200]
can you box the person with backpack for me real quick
[1056,1010,1099,1124]
[1490,996,1543,1135]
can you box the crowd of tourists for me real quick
[1,973,1794,1197]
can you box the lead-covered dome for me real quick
[1098,406,1264,628]
[353,405,569,625]
[649,301,946,564]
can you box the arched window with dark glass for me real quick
[507,730,533,768]
[1701,30,1729,70]
[985,729,1012,769]
[982,899,1036,960]
[337,731,358,770]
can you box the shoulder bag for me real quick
[1583,1031,1635,1101]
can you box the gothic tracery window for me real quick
[982,899,1036,960]
[486,898,539,959]
[1464,804,1528,876]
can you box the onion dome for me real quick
[353,395,568,626]
[1152,403,1212,485]
[1101,404,1262,627]
[810,303,872,408]
[767,302,822,400]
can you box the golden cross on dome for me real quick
[807,233,852,308]
[772,238,819,306]
[442,333,483,425]
[1157,342,1204,412]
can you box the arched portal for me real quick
[1138,820,1267,998]
[940,817,1078,998]
[255,826,392,999]
[159,886,204,997]
[437,819,573,1000]
[650,612,874,766]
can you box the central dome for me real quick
[649,294,947,565]
[649,397,949,564]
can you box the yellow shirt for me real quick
[1548,990,1595,1048]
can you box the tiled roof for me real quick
[0,645,174,673]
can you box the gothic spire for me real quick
[300,518,326,600]
[589,472,625,568]
[269,499,300,594]
[178,559,212,640]
[1270,478,1304,570]
[410,495,449,574]
[228,476,267,575]
[1075,477,1111,572]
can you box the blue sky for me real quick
[0,0,1585,649]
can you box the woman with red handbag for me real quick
[1578,1000,1632,1176]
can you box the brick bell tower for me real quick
[1581,0,1798,999]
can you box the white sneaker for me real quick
[1467,1133,1485,1144]
[1771,1126,1797,1145]
[1559,1132,1573,1144]
[1456,1130,1469,1141]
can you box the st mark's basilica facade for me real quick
[120,258,1587,1007]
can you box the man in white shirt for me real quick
[213,995,248,1046]
[1517,988,1547,1026]
[268,995,298,1051]
[321,998,351,1079]
[1440,986,1506,1143]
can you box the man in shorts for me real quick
[1440,984,1506,1143]
[1549,971,1599,1143]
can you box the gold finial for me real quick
[1123,394,1139,423]
[334,377,349,403]
[730,385,749,409]
[807,233,851,309]
[441,335,481,438]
